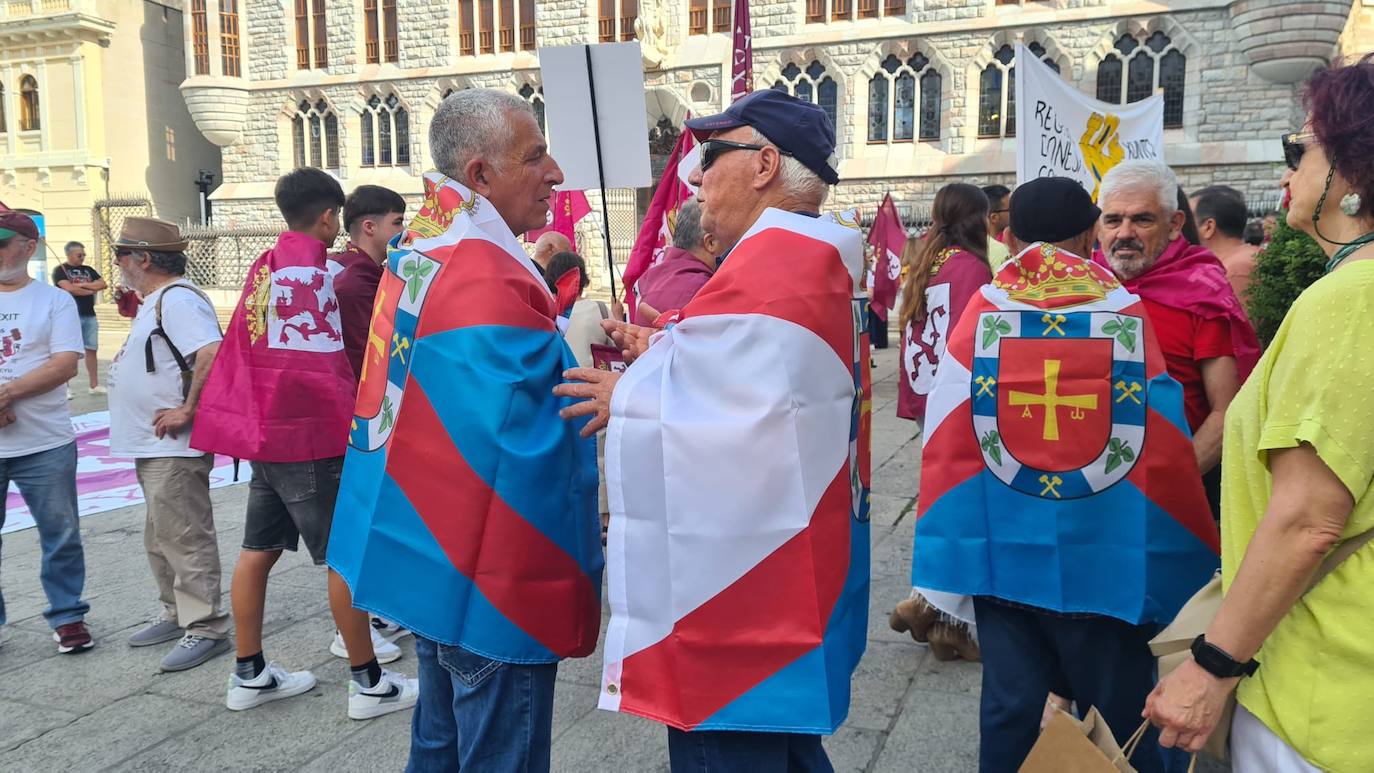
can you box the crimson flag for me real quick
[867,193,904,319]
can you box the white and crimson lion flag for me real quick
[601,209,872,732]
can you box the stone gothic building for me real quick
[179,0,1368,288]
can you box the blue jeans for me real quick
[667,728,832,773]
[406,635,558,773]
[0,442,89,629]
[973,597,1163,773]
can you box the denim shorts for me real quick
[242,457,343,564]
[79,315,98,351]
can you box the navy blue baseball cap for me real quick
[685,89,840,185]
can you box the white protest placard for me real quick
[1014,43,1164,201]
[538,42,652,190]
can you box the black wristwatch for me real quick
[1191,635,1259,678]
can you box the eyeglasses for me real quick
[699,139,793,173]
[1282,132,1317,171]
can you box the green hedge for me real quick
[1246,211,1326,345]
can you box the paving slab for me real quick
[2,692,217,770]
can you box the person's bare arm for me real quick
[55,280,97,297]
[1145,443,1354,751]
[1193,356,1239,473]
[0,352,80,410]
[153,340,221,439]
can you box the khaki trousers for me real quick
[135,454,229,638]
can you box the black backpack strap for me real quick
[143,283,217,399]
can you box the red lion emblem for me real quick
[274,272,341,344]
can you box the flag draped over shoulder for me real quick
[867,193,904,320]
[600,209,871,733]
[327,173,602,663]
[913,243,1219,626]
[191,232,355,463]
[624,129,696,323]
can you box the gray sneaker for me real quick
[129,620,183,647]
[160,634,229,672]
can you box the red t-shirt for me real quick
[1141,298,1234,431]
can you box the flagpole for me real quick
[584,45,619,301]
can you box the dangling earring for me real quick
[1341,192,1363,217]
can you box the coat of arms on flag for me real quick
[328,173,602,663]
[914,243,1218,626]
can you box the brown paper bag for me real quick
[1019,707,1140,773]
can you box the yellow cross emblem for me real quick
[1008,359,1098,441]
[361,287,388,384]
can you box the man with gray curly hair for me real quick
[109,217,231,672]
[1097,160,1259,517]
[633,198,722,321]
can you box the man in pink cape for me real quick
[1090,161,1260,519]
[192,168,418,721]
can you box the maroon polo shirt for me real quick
[329,242,384,383]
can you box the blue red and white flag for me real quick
[913,243,1219,626]
[327,173,603,662]
[599,209,871,732]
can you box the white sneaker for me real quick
[347,668,419,720]
[225,662,317,711]
[88,385,107,395]
[330,626,401,664]
[371,616,412,642]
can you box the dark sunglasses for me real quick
[699,138,793,173]
[115,248,136,258]
[1282,132,1317,171]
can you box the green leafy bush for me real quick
[1246,211,1326,345]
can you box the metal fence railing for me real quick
[91,196,155,290]
[182,224,281,291]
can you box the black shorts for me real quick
[242,457,343,565]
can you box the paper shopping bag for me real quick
[1019,707,1137,773]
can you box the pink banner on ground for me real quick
[0,412,248,535]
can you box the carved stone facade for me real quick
[180,0,1365,290]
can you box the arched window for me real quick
[868,52,941,143]
[519,83,545,135]
[1096,31,1186,128]
[773,61,838,138]
[977,42,1056,139]
[361,94,410,167]
[291,99,340,170]
[19,75,39,132]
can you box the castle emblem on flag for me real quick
[971,309,1147,499]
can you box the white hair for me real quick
[749,128,830,206]
[1098,160,1178,213]
[429,89,535,185]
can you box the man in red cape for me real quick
[192,168,417,720]
[1091,160,1260,519]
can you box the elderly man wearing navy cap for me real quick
[557,90,867,772]
[0,208,93,656]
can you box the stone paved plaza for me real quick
[0,344,992,771]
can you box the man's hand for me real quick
[152,405,195,439]
[610,297,626,323]
[1143,658,1239,753]
[0,382,15,412]
[553,368,622,438]
[601,319,655,364]
[0,407,17,428]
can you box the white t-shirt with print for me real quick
[0,281,84,458]
[109,281,222,458]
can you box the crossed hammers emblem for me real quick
[1114,380,1143,404]
[1038,474,1063,498]
[391,333,411,364]
[974,375,997,397]
[1041,314,1067,336]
